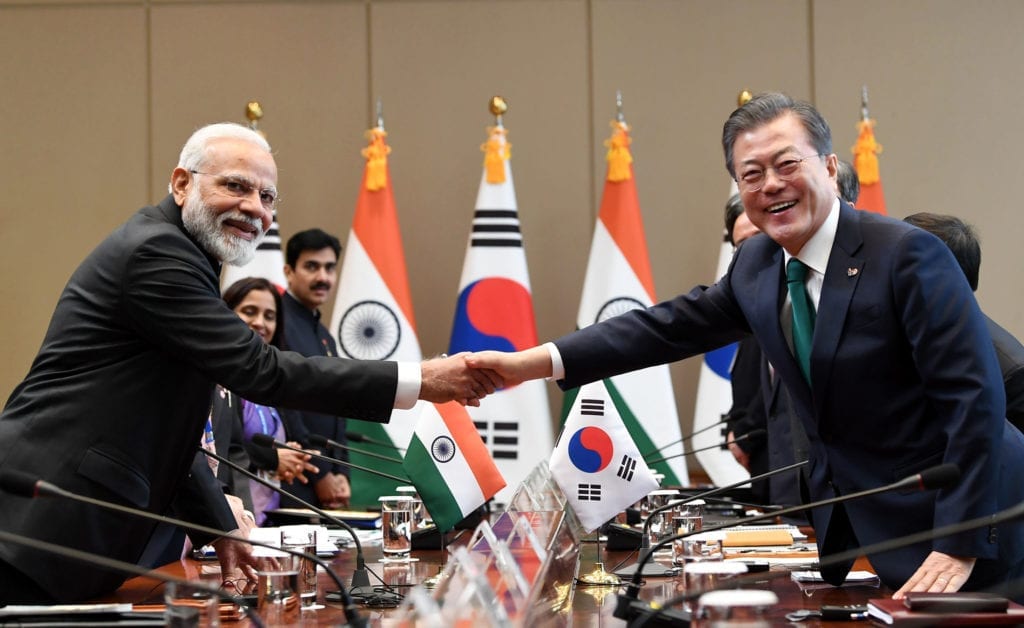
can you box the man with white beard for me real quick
[0,123,500,603]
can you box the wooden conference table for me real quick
[97,538,889,626]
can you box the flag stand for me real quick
[575,528,620,586]
[421,530,447,589]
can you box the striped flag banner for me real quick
[852,115,887,215]
[691,180,748,486]
[448,120,553,505]
[550,380,658,533]
[329,124,426,507]
[404,401,506,532]
[566,117,689,485]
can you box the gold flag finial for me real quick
[738,90,753,107]
[489,95,508,117]
[244,101,266,138]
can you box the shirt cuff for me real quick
[394,361,421,409]
[545,342,565,381]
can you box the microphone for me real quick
[197,448,396,607]
[615,463,961,621]
[640,416,732,459]
[0,469,364,627]
[644,429,766,465]
[346,431,406,452]
[613,460,808,577]
[251,433,411,483]
[0,528,266,627]
[308,434,404,465]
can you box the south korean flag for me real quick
[549,380,659,532]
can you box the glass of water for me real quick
[379,495,414,562]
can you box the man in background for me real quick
[903,212,1024,433]
[280,228,352,509]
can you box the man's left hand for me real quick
[212,534,258,586]
[892,551,975,599]
[315,472,351,509]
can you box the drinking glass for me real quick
[164,581,219,628]
[280,526,319,609]
[379,495,414,562]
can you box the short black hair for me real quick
[285,228,341,268]
[723,194,745,246]
[836,160,860,205]
[903,212,981,291]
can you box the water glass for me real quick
[379,495,414,561]
[280,526,318,609]
[164,581,220,627]
[254,553,301,626]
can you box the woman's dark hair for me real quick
[222,277,286,348]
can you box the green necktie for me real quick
[786,258,816,383]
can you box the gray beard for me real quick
[181,188,264,266]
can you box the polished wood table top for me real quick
[99,541,889,626]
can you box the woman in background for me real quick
[223,277,319,525]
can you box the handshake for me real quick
[417,346,554,407]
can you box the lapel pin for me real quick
[847,267,859,277]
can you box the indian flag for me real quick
[566,115,689,485]
[404,401,506,532]
[329,122,425,507]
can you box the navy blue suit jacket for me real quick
[555,202,1024,590]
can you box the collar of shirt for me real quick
[782,196,840,308]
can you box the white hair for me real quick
[177,122,271,170]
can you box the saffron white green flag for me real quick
[565,117,689,485]
[329,124,425,507]
[404,401,506,532]
[691,180,747,486]
[551,380,659,533]
[448,120,553,505]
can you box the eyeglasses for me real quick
[190,170,278,210]
[736,153,823,193]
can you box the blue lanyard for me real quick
[255,406,279,436]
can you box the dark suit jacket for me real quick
[555,202,1024,591]
[987,315,1024,434]
[0,195,398,601]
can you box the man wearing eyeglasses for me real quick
[470,92,1024,600]
[0,122,499,602]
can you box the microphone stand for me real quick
[309,434,404,465]
[644,429,765,466]
[251,434,411,483]
[616,460,808,578]
[199,449,397,607]
[614,463,961,625]
[0,529,266,628]
[347,431,406,452]
[639,416,732,459]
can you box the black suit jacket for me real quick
[0,195,397,601]
[554,202,1024,591]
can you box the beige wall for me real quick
[3,0,1022,475]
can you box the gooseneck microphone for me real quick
[307,434,404,465]
[0,528,265,627]
[644,429,766,465]
[0,470,366,626]
[614,463,962,623]
[617,459,807,578]
[198,448,391,607]
[251,433,411,483]
[640,416,733,459]
[346,431,406,452]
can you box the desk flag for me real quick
[404,401,506,532]
[551,380,659,533]
[448,118,553,505]
[691,181,748,486]
[329,123,424,507]
[565,116,688,485]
